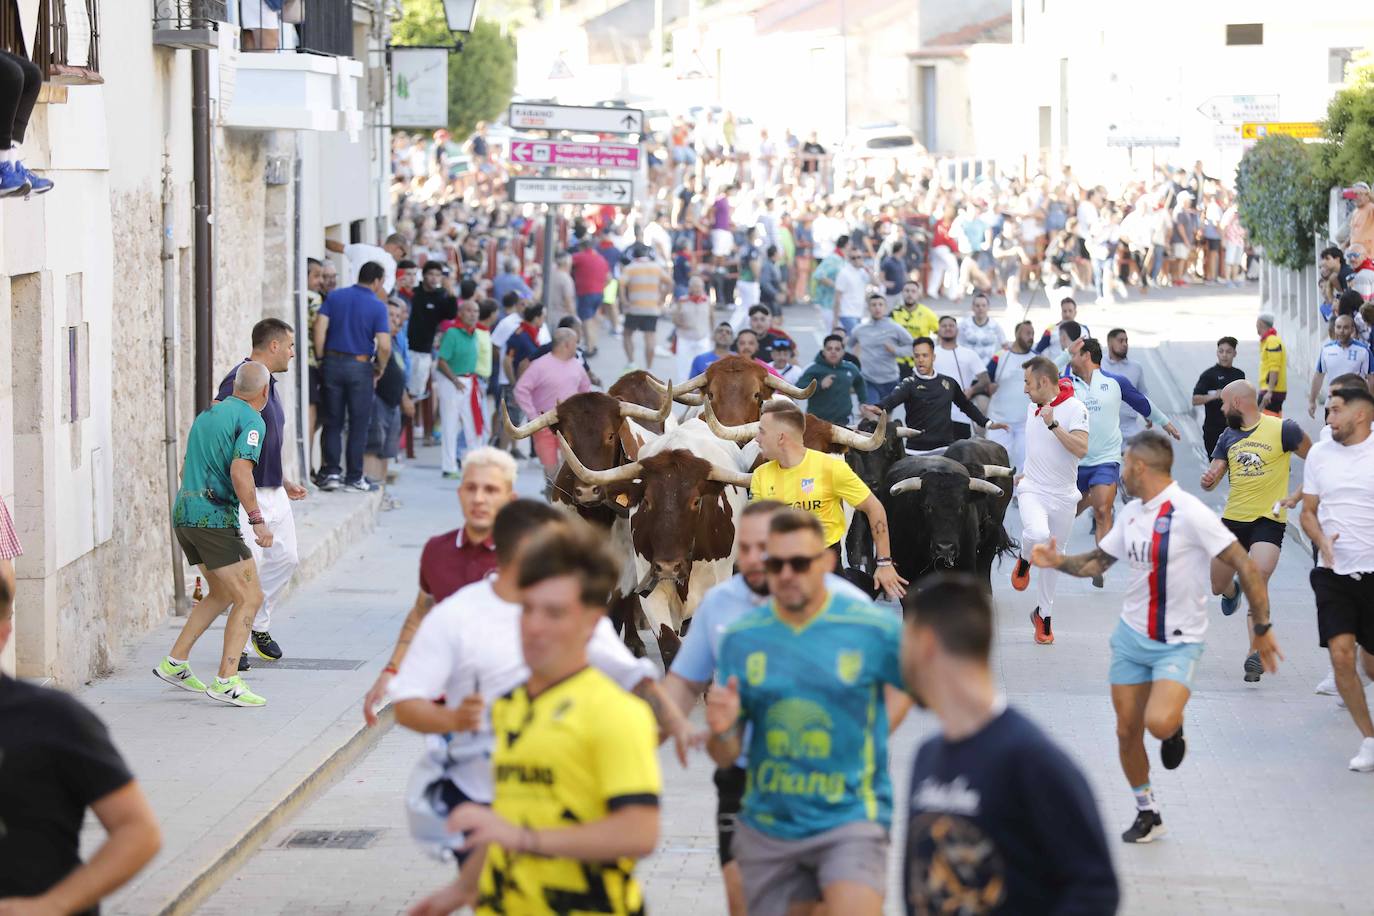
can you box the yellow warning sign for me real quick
[1241,122,1321,140]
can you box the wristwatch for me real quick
[1252,623,1273,637]
[1046,420,1060,431]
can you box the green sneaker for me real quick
[205,675,267,707]
[153,658,207,693]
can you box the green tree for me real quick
[392,0,517,139]
[1235,135,1325,270]
[1317,50,1374,187]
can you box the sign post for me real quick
[510,139,641,170]
[507,102,644,135]
[510,178,634,206]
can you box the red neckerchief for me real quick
[1356,258,1374,273]
[452,322,476,336]
[1036,378,1075,415]
[518,321,542,343]
[1259,327,1277,341]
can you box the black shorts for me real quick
[623,313,659,334]
[424,778,482,868]
[1204,237,1221,252]
[714,765,747,866]
[1311,567,1374,652]
[1264,391,1286,413]
[1222,516,1286,551]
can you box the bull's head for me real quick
[674,355,815,424]
[890,465,1002,569]
[699,397,892,452]
[845,418,923,489]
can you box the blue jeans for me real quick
[320,355,375,483]
[864,379,899,404]
[837,315,860,334]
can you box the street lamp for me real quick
[441,0,478,33]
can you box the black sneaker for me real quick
[238,653,252,672]
[252,630,283,661]
[1243,651,1263,683]
[318,474,343,492]
[1091,574,1105,588]
[1161,725,1186,770]
[1121,809,1166,844]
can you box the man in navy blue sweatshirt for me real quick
[900,574,1119,915]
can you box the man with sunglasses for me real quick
[706,509,910,916]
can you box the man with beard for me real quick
[1033,431,1280,844]
[1201,380,1310,683]
[900,573,1118,914]
[661,500,871,916]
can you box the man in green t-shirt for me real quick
[155,362,274,707]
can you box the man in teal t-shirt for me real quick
[706,509,908,916]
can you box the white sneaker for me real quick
[1349,737,1374,772]
[1316,669,1339,696]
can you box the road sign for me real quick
[508,102,643,135]
[1241,121,1321,140]
[1196,94,1280,123]
[510,140,641,170]
[509,178,634,206]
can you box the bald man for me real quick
[156,361,275,708]
[1201,379,1310,683]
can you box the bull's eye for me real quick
[689,497,701,511]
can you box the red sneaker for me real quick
[1011,557,1031,592]
[1031,608,1054,645]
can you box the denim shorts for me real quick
[1108,618,1205,689]
[1076,461,1120,494]
[575,291,604,320]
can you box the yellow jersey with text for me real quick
[1212,414,1304,523]
[749,449,872,547]
[477,667,660,916]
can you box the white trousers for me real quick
[1017,487,1076,615]
[987,421,1027,472]
[737,280,760,309]
[675,335,710,383]
[435,373,479,474]
[406,351,433,400]
[929,245,959,296]
[236,486,298,632]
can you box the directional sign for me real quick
[1241,121,1321,140]
[510,139,641,170]
[509,178,634,206]
[1196,94,1280,123]
[508,102,643,135]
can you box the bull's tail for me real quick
[994,521,1019,564]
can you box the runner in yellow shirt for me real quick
[749,400,907,600]
[891,279,940,378]
[1256,314,1287,414]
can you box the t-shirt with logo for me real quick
[749,449,872,547]
[1098,481,1236,644]
[1192,363,1247,445]
[478,667,660,916]
[173,397,265,529]
[718,591,902,840]
[216,360,283,488]
[1258,330,1287,393]
[1211,414,1304,523]
[1316,340,1372,392]
[1069,369,1165,468]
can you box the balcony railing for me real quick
[237,0,353,58]
[296,0,352,58]
[153,0,228,51]
[0,0,102,85]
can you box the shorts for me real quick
[711,228,735,258]
[1222,516,1286,551]
[406,351,433,401]
[531,427,558,468]
[714,765,747,866]
[1225,243,1246,266]
[1171,242,1190,260]
[308,364,321,406]
[734,821,888,916]
[576,292,604,321]
[623,313,659,334]
[175,525,251,571]
[1311,567,1374,652]
[1204,237,1221,253]
[1076,461,1120,494]
[1108,618,1205,689]
[1263,391,1286,414]
[366,397,402,459]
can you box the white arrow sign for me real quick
[508,103,644,135]
[1195,94,1280,123]
[509,178,635,206]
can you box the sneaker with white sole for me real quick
[1121,809,1166,843]
[206,675,267,707]
[1349,737,1374,772]
[1316,669,1339,696]
[153,657,207,693]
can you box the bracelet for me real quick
[875,557,893,567]
[382,665,399,676]
[247,510,264,525]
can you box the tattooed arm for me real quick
[1030,542,1118,578]
[857,494,909,600]
[362,589,434,727]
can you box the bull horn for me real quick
[702,397,759,443]
[642,374,669,393]
[503,400,558,440]
[674,391,705,406]
[829,413,887,451]
[677,371,708,393]
[763,373,817,399]
[981,464,1014,478]
[620,381,674,423]
[896,426,923,438]
[707,463,754,488]
[556,432,643,486]
[968,478,1004,496]
[889,477,923,495]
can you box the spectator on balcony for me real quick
[326,234,408,295]
[0,50,52,197]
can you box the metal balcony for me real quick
[153,0,229,51]
[0,0,102,85]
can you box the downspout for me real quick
[294,135,309,481]
[162,151,189,617]
[192,48,214,412]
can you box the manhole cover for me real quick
[282,829,382,850]
[253,658,365,671]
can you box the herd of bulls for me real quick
[501,355,1018,664]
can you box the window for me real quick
[1225,23,1263,46]
[1330,47,1357,83]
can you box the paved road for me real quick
[200,286,1372,915]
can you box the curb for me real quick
[278,488,384,607]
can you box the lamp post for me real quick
[441,0,478,33]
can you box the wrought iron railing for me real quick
[0,0,101,85]
[296,0,353,57]
[154,0,229,31]
[237,0,354,57]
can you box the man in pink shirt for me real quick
[514,327,593,477]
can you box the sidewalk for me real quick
[77,443,549,915]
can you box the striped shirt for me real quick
[0,496,20,560]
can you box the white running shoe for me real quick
[1349,737,1374,772]
[1316,669,1339,696]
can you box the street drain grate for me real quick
[282,829,382,850]
[253,658,365,671]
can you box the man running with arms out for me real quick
[1201,380,1310,682]
[750,401,907,599]
[1010,357,1089,645]
[706,509,909,916]
[901,574,1119,914]
[156,362,274,707]
[1032,431,1281,843]
[1300,386,1374,771]
[441,521,662,915]
[861,337,1007,451]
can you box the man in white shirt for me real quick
[327,233,409,295]
[833,249,871,334]
[1300,386,1374,772]
[934,315,991,440]
[1308,314,1372,418]
[390,499,691,875]
[956,293,1007,363]
[1033,430,1279,842]
[1010,356,1089,646]
[986,320,1037,469]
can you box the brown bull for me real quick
[699,396,901,455]
[607,370,672,435]
[674,355,815,425]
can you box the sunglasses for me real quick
[764,553,825,574]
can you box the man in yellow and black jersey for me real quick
[447,521,661,916]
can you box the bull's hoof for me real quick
[624,626,647,658]
[656,624,683,670]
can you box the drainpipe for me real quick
[162,151,189,616]
[192,48,214,413]
[293,135,309,482]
